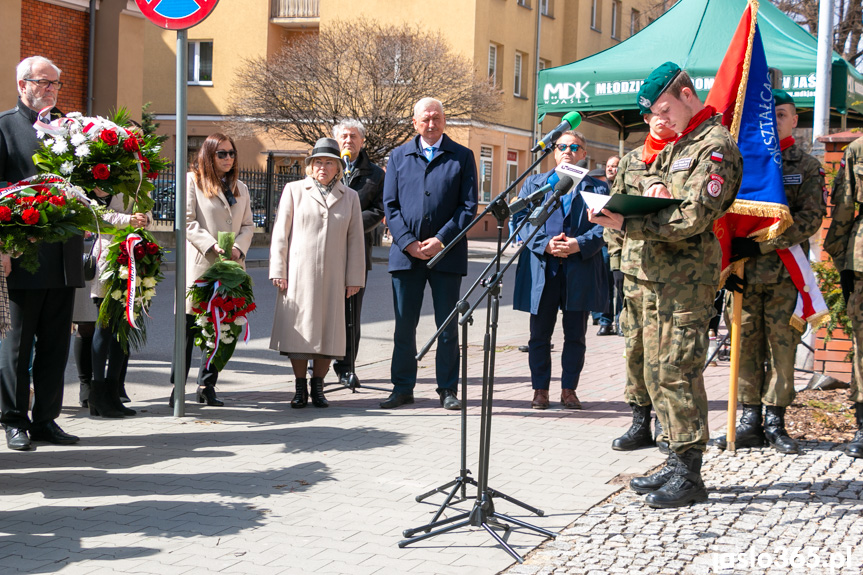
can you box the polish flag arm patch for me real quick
[710,151,724,162]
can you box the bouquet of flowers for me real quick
[32,108,167,213]
[97,228,165,353]
[0,175,110,272]
[188,232,256,372]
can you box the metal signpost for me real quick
[136,0,221,416]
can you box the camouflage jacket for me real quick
[825,136,863,272]
[743,143,826,284]
[604,146,650,273]
[623,114,743,286]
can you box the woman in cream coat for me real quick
[270,138,365,409]
[170,132,254,407]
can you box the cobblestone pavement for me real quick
[503,443,863,575]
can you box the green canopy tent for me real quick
[537,0,863,140]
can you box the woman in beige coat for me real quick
[270,138,365,408]
[170,132,254,407]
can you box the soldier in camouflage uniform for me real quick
[607,113,677,454]
[590,62,743,508]
[712,90,826,455]
[824,134,863,459]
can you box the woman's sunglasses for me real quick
[555,143,581,152]
[215,150,236,159]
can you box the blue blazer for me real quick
[513,171,609,315]
[383,134,478,275]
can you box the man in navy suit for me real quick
[381,98,478,410]
[513,131,609,410]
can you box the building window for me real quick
[611,1,621,39]
[538,58,549,71]
[517,0,530,7]
[188,41,213,85]
[488,44,500,88]
[591,0,601,32]
[506,151,519,200]
[513,52,524,97]
[631,9,641,36]
[540,0,552,17]
[187,136,207,165]
[480,146,493,203]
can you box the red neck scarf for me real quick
[642,133,674,165]
[780,136,795,152]
[676,105,716,141]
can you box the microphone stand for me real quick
[407,148,552,512]
[400,155,564,564]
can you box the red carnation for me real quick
[145,242,159,255]
[49,196,65,207]
[117,253,129,266]
[35,195,49,204]
[22,208,40,225]
[246,303,257,313]
[133,244,145,259]
[147,172,159,180]
[92,164,111,180]
[0,206,11,222]
[119,242,128,254]
[122,136,139,152]
[100,130,119,146]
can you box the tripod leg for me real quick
[481,522,524,564]
[401,510,471,538]
[398,516,472,548]
[485,486,544,516]
[414,478,459,503]
[491,511,558,538]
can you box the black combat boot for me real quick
[612,404,654,451]
[291,378,309,409]
[845,403,863,458]
[630,452,679,494]
[763,405,798,454]
[710,404,766,450]
[310,377,329,408]
[644,449,708,508]
[654,416,670,454]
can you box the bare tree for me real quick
[229,19,502,164]
[772,0,863,68]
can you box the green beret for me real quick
[773,88,794,107]
[637,61,682,114]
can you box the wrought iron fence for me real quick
[271,0,319,18]
[151,163,302,231]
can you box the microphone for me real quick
[509,173,559,215]
[341,149,352,177]
[531,111,582,153]
[528,175,575,226]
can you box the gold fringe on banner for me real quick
[725,199,794,240]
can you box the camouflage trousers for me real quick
[724,279,802,408]
[621,275,713,453]
[846,272,863,403]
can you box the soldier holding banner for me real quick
[712,90,826,455]
[589,62,743,508]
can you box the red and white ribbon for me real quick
[776,245,829,328]
[124,233,143,328]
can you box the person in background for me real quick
[269,138,365,409]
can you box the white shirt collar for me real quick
[420,136,442,150]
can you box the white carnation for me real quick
[60,161,75,175]
[67,112,83,119]
[142,276,157,288]
[196,315,209,327]
[118,267,129,279]
[51,138,69,154]
[70,132,87,146]
[135,276,142,287]
[36,129,46,140]
[75,144,91,158]
[111,289,124,301]
[235,316,247,326]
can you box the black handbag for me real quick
[83,237,97,281]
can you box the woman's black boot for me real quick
[88,379,126,418]
[291,378,309,408]
[310,377,328,408]
[197,385,224,406]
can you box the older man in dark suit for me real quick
[0,56,84,450]
[381,97,477,410]
[332,119,385,385]
[513,131,609,410]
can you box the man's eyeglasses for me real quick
[215,150,236,159]
[555,143,581,152]
[24,79,63,90]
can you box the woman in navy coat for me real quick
[513,131,609,410]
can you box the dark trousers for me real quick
[91,298,129,388]
[390,268,461,394]
[0,287,75,428]
[592,246,614,327]
[528,268,588,391]
[169,314,218,387]
[333,270,369,375]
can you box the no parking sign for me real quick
[136,0,220,30]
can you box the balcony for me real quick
[270,0,320,28]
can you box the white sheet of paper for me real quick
[579,190,611,213]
